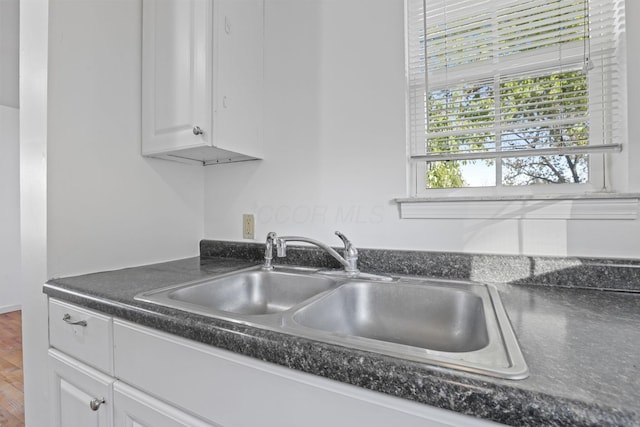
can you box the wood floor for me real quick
[0,311,24,427]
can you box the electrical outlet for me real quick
[242,214,255,239]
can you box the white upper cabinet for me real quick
[142,0,263,165]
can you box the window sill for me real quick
[394,193,640,220]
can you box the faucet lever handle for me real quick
[335,231,348,245]
[263,232,278,270]
[335,231,357,255]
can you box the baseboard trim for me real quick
[0,304,22,314]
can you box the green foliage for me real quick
[500,70,588,185]
[425,82,495,189]
[426,161,466,188]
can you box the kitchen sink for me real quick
[135,266,528,379]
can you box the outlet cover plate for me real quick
[242,214,255,239]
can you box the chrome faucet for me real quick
[268,231,360,276]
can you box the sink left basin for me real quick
[135,267,340,318]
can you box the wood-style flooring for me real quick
[0,311,24,427]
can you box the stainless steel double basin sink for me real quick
[135,266,528,379]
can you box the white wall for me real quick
[0,0,19,107]
[47,0,204,278]
[0,0,20,313]
[20,0,49,424]
[22,1,205,425]
[203,0,640,259]
[0,105,20,313]
[626,0,640,198]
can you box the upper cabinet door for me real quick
[142,0,213,155]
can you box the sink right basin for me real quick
[291,281,489,353]
[286,279,529,379]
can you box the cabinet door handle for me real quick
[193,126,204,136]
[89,398,105,411]
[62,313,87,327]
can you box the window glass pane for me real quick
[500,70,589,151]
[427,82,495,155]
[426,160,496,188]
[423,67,590,188]
[501,154,588,185]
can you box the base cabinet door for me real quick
[113,382,215,427]
[49,349,114,427]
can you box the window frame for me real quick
[404,0,624,199]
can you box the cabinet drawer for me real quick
[49,299,113,374]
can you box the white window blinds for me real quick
[407,0,626,189]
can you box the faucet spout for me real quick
[273,231,360,276]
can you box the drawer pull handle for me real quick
[62,313,87,327]
[89,398,105,411]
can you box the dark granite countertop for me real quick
[44,253,640,427]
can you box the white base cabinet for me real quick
[48,299,199,427]
[48,298,501,427]
[49,349,114,427]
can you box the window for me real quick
[406,0,626,196]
